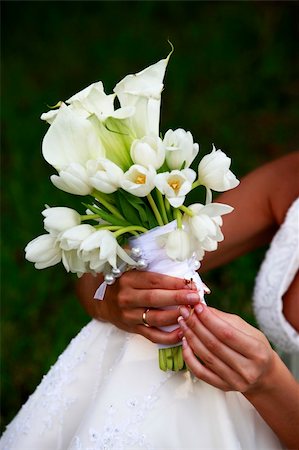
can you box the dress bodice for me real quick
[253,197,299,353]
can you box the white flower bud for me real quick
[130,135,165,169]
[164,128,199,170]
[197,145,239,192]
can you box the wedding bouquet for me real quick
[25,48,239,371]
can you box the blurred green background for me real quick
[1,0,299,431]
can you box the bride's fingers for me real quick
[135,325,181,345]
[181,337,231,391]
[122,271,197,291]
[178,317,248,390]
[123,288,201,309]
[123,307,181,327]
[192,304,267,360]
[138,308,181,328]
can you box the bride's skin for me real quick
[77,151,299,449]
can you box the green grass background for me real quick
[1,0,299,430]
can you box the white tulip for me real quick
[42,207,81,236]
[184,202,233,253]
[42,103,105,172]
[25,234,62,269]
[164,229,193,261]
[130,135,165,170]
[81,230,136,269]
[114,52,171,138]
[59,224,95,251]
[163,128,199,170]
[87,158,124,193]
[121,164,156,197]
[62,249,88,276]
[67,81,134,122]
[50,162,92,196]
[197,145,239,192]
[155,168,196,207]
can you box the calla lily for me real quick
[42,103,105,171]
[40,108,61,124]
[164,128,199,170]
[121,164,156,197]
[197,145,239,192]
[81,229,136,269]
[42,207,81,235]
[25,234,62,269]
[50,162,92,195]
[114,51,172,138]
[67,81,134,122]
[130,135,165,169]
[155,168,196,207]
[87,158,124,193]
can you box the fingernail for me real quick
[186,293,200,303]
[195,303,203,314]
[179,306,190,319]
[203,284,211,294]
[182,336,188,349]
[177,316,187,330]
[178,330,184,340]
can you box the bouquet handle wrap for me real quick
[130,221,205,348]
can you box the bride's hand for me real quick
[77,271,201,345]
[178,304,275,393]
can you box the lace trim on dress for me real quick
[253,197,299,353]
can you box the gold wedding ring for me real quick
[142,308,151,327]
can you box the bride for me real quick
[1,152,298,449]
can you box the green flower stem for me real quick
[156,189,169,225]
[147,193,164,227]
[92,190,125,220]
[179,205,195,217]
[80,214,101,221]
[164,198,173,222]
[175,208,182,229]
[192,179,201,190]
[94,225,123,231]
[114,225,149,239]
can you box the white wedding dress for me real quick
[3,199,299,450]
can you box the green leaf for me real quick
[83,203,130,227]
[115,191,142,226]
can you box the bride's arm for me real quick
[201,151,299,271]
[178,304,299,449]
